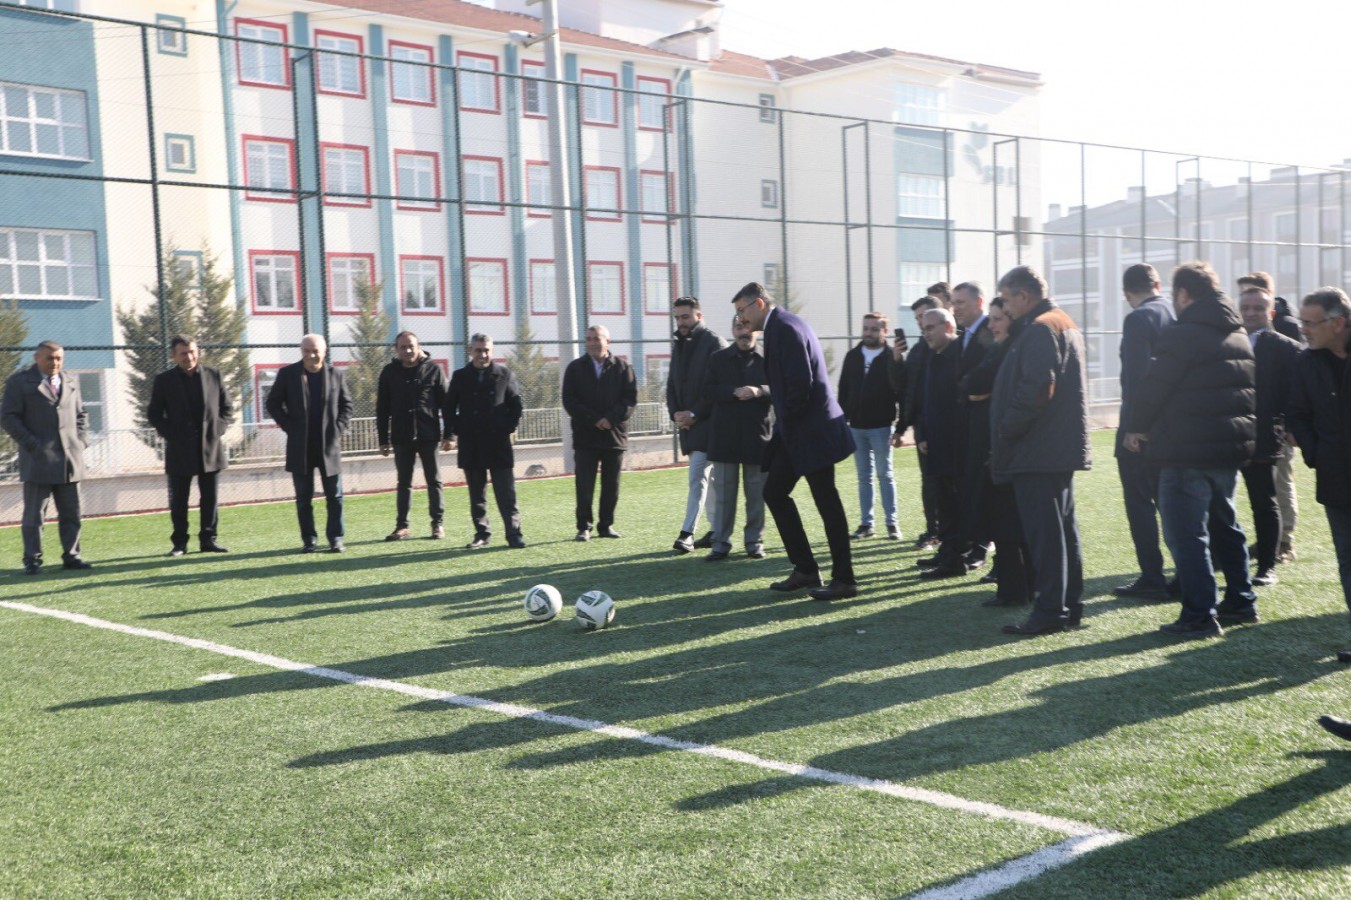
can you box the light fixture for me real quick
[655,25,715,43]
[508,29,555,48]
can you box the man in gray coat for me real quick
[667,296,726,553]
[1,341,90,574]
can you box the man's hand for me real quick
[674,410,694,429]
[890,432,904,448]
[733,386,759,401]
[440,439,454,452]
[596,418,612,431]
[380,444,391,457]
[917,441,927,454]
[1123,432,1148,454]
[891,341,907,362]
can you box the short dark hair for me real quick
[1122,263,1159,295]
[926,281,951,303]
[1238,271,1274,294]
[395,330,419,344]
[989,297,1005,310]
[168,334,196,351]
[911,296,938,313]
[673,295,700,311]
[35,340,63,354]
[1172,261,1222,302]
[732,282,771,304]
[863,311,889,330]
[952,281,984,298]
[997,266,1048,302]
[1302,287,1351,320]
[470,332,493,345]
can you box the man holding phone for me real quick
[837,312,905,539]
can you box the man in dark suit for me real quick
[667,296,726,553]
[148,335,234,556]
[562,325,637,541]
[911,308,963,573]
[1238,285,1302,586]
[732,281,857,601]
[266,333,354,552]
[900,295,941,549]
[445,333,525,549]
[1,341,90,574]
[701,316,772,561]
[1114,264,1175,601]
[377,330,448,541]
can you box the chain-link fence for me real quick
[1,7,1347,520]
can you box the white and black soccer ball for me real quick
[523,584,563,623]
[575,590,616,630]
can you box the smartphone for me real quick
[894,327,908,351]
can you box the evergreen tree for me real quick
[0,297,29,465]
[507,320,559,409]
[192,247,250,417]
[115,248,199,430]
[344,278,391,418]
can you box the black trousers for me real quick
[393,441,444,528]
[1013,471,1083,625]
[917,446,939,536]
[168,470,219,549]
[465,466,521,538]
[1241,461,1280,571]
[575,447,623,532]
[1117,451,1167,588]
[21,481,81,564]
[292,466,344,545]
[990,482,1034,604]
[930,470,961,556]
[762,440,854,583]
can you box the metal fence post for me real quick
[140,24,169,369]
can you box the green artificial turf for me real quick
[3,431,1351,898]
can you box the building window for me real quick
[457,52,499,113]
[467,258,508,315]
[400,256,443,313]
[73,371,104,433]
[900,263,946,307]
[521,59,547,117]
[320,144,370,207]
[584,166,621,221]
[587,261,624,314]
[172,250,203,288]
[895,83,944,126]
[580,70,617,126]
[0,81,89,161]
[1275,211,1297,242]
[250,251,299,312]
[763,263,781,287]
[235,19,289,89]
[389,41,434,105]
[242,136,294,202]
[636,77,670,131]
[10,0,78,9]
[462,156,504,214]
[761,179,779,209]
[643,263,675,314]
[0,227,98,300]
[529,259,556,314]
[758,93,777,124]
[156,14,187,56]
[525,160,552,218]
[327,254,373,313]
[163,133,195,173]
[640,171,671,223]
[315,31,364,97]
[254,366,281,421]
[394,150,440,210]
[897,174,944,219]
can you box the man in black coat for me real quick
[1237,286,1301,586]
[1114,264,1176,601]
[1125,262,1256,638]
[900,295,941,549]
[377,330,448,541]
[991,266,1091,636]
[701,317,772,561]
[667,297,726,553]
[148,335,233,556]
[1286,287,1351,660]
[837,311,903,541]
[562,325,637,541]
[266,334,354,552]
[445,333,525,549]
[911,308,963,569]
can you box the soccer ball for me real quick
[575,590,616,630]
[523,584,563,622]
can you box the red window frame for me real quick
[326,252,376,316]
[456,51,501,114]
[642,262,678,316]
[313,29,366,98]
[638,169,674,224]
[583,165,622,222]
[635,76,672,132]
[525,159,552,218]
[579,69,618,127]
[462,155,505,216]
[398,255,445,316]
[253,363,286,422]
[528,258,558,316]
[465,257,510,317]
[388,40,436,107]
[241,134,296,203]
[248,249,302,316]
[319,142,372,207]
[520,59,547,119]
[393,149,441,211]
[234,18,290,90]
[586,260,625,316]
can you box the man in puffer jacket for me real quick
[1125,262,1256,638]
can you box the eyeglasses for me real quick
[1300,317,1331,329]
[732,299,759,323]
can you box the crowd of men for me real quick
[5,265,1351,656]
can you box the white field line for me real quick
[2,600,1128,895]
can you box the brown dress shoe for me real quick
[769,570,825,592]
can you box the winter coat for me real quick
[377,353,447,445]
[666,322,726,455]
[562,354,637,451]
[445,362,522,470]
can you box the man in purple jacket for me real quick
[732,282,857,601]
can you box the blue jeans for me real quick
[1157,466,1255,624]
[850,426,897,528]
[292,467,344,546]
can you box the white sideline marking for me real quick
[2,600,1128,894]
[197,673,235,682]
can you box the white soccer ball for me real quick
[524,584,563,622]
[575,590,616,630]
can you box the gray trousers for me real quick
[710,461,767,554]
[1275,442,1298,545]
[22,481,82,564]
[681,449,716,534]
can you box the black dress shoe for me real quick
[62,557,92,570]
[850,525,874,540]
[170,547,187,557]
[466,534,490,549]
[1338,649,1351,664]
[508,536,527,549]
[199,541,230,553]
[914,555,942,568]
[329,541,345,553]
[746,548,766,560]
[1113,578,1171,602]
[23,562,41,575]
[1002,619,1065,636]
[919,564,966,580]
[302,542,318,554]
[809,580,858,601]
[705,550,729,561]
[978,571,998,584]
[673,531,694,554]
[692,531,714,549]
[597,527,622,539]
[574,530,591,542]
[1318,715,1351,742]
[770,570,824,592]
